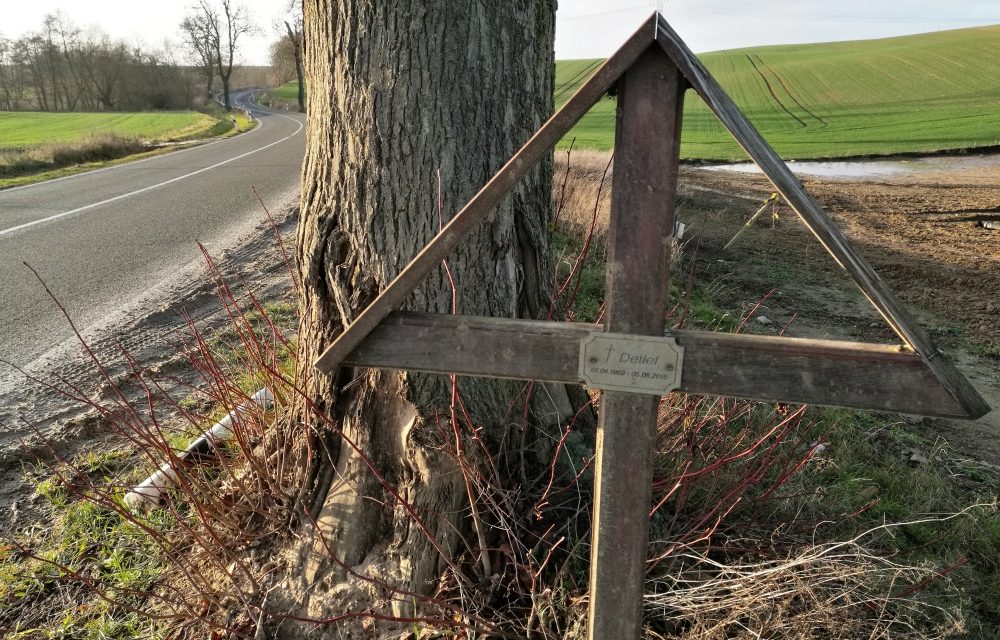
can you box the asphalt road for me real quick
[0,91,305,375]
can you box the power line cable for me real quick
[559,4,649,21]
[554,58,604,102]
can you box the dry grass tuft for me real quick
[643,525,966,639]
[553,148,613,235]
[0,134,148,177]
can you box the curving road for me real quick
[0,91,305,379]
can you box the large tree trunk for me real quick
[291,0,560,619]
[284,20,306,113]
[220,73,231,110]
[293,50,305,113]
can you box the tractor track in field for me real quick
[744,54,808,129]
[751,54,829,127]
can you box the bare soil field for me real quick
[676,157,1000,464]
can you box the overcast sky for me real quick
[2,0,998,65]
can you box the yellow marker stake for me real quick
[723,193,779,250]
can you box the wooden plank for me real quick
[345,312,596,380]
[344,312,973,418]
[652,15,989,419]
[587,50,684,640]
[313,15,659,374]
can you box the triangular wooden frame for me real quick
[314,12,989,420]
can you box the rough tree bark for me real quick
[290,0,562,619]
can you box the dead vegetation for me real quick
[2,151,998,638]
[0,135,150,178]
[642,529,967,640]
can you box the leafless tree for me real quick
[282,0,562,621]
[181,0,257,111]
[19,34,53,110]
[75,34,129,110]
[44,13,84,110]
[277,0,304,112]
[180,14,216,101]
[0,36,22,110]
[268,38,296,85]
[4,15,194,112]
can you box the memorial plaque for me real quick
[579,332,684,395]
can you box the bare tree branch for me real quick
[181,0,257,111]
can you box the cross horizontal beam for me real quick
[342,312,980,418]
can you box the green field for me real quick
[557,25,1000,160]
[271,81,305,102]
[0,111,219,149]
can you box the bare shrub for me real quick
[4,240,305,636]
[641,520,968,640]
[46,135,148,166]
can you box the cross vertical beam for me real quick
[587,48,685,639]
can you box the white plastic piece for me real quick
[124,388,275,510]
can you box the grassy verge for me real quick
[0,145,191,190]
[0,290,297,638]
[0,109,255,190]
[270,82,304,103]
[1,450,170,638]
[256,81,305,112]
[777,409,1000,634]
[223,111,257,136]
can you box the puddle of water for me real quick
[702,153,1000,179]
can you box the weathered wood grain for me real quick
[344,312,595,379]
[586,49,685,640]
[652,14,989,419]
[344,312,973,418]
[313,14,660,374]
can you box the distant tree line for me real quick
[0,13,213,112]
[0,1,273,114]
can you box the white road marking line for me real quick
[0,111,303,238]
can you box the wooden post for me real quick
[587,48,685,639]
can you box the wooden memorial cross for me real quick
[314,13,990,639]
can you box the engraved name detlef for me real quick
[579,332,684,395]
